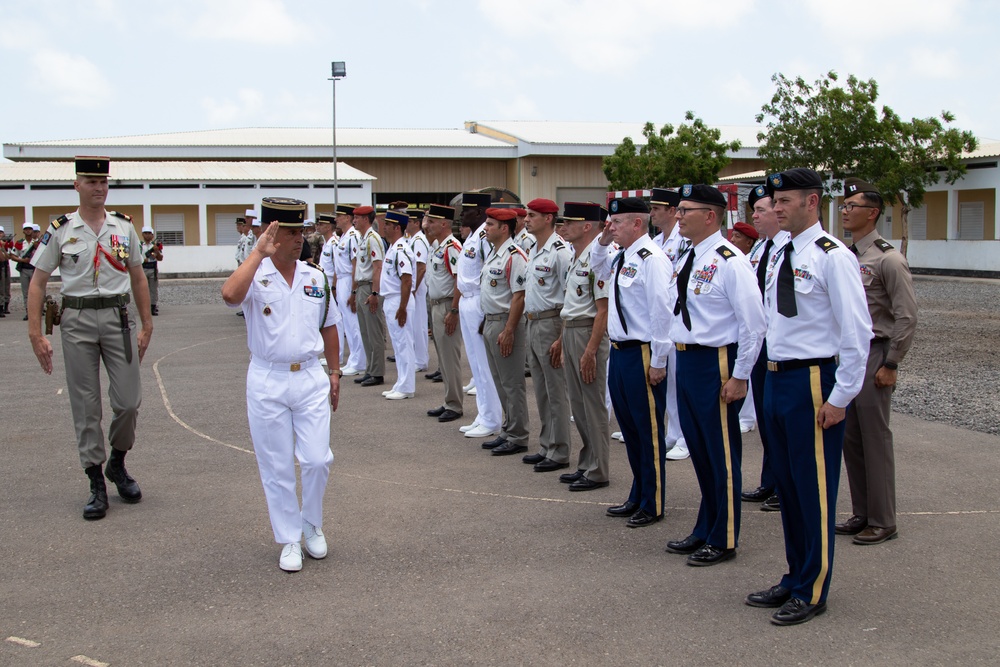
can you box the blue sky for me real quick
[1,0,997,143]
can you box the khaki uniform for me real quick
[427,234,464,414]
[140,239,159,307]
[32,210,143,468]
[480,240,529,446]
[843,230,918,529]
[561,238,611,482]
[524,233,573,463]
[354,227,387,378]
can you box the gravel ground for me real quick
[14,274,1000,435]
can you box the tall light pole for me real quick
[329,61,347,205]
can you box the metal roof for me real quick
[473,120,763,148]
[0,161,375,182]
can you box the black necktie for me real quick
[755,239,773,299]
[674,249,695,331]
[776,244,797,318]
[613,251,628,335]
[849,243,858,255]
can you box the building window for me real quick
[958,201,984,240]
[155,213,185,246]
[908,207,926,240]
[215,213,242,245]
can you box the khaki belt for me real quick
[62,294,130,310]
[484,313,506,322]
[563,317,595,329]
[610,340,647,350]
[767,356,837,372]
[357,280,372,286]
[525,307,561,321]
[429,297,453,306]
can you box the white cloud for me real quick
[186,0,312,44]
[29,49,113,109]
[906,47,961,79]
[202,88,328,127]
[804,0,967,39]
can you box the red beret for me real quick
[732,221,759,240]
[512,208,528,217]
[526,198,559,214]
[353,205,374,215]
[486,207,517,221]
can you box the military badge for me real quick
[260,278,270,286]
[681,184,692,197]
[576,286,583,297]
[538,278,545,286]
[610,200,619,213]
[770,173,783,188]
[490,279,498,287]
[597,280,604,289]
[263,305,272,316]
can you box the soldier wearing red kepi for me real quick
[348,205,388,387]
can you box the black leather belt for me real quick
[871,337,890,345]
[675,342,715,352]
[767,356,836,372]
[62,294,131,310]
[610,340,648,350]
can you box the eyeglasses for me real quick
[676,207,712,218]
[838,204,877,213]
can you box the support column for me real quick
[143,202,152,230]
[994,187,1000,240]
[947,188,959,240]
[198,202,208,246]
[24,205,32,231]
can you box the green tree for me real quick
[756,71,977,255]
[602,111,741,191]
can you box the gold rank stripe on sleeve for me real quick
[809,365,831,605]
[717,347,736,550]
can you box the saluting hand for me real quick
[254,221,280,257]
[598,218,615,246]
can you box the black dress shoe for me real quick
[533,459,569,472]
[745,585,792,608]
[741,486,774,502]
[437,410,461,422]
[481,436,507,450]
[761,494,781,512]
[427,406,447,417]
[360,375,384,387]
[432,375,444,383]
[559,470,585,484]
[491,442,528,456]
[686,544,736,566]
[626,510,661,528]
[665,535,705,555]
[354,373,372,384]
[522,453,546,465]
[835,514,868,535]
[569,477,609,492]
[387,355,396,362]
[770,598,827,626]
[606,501,639,518]
[424,370,442,380]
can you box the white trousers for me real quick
[740,378,757,427]
[412,281,429,370]
[336,276,366,371]
[665,345,683,446]
[383,294,416,394]
[459,295,501,430]
[246,361,333,545]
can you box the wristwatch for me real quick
[882,361,898,371]
[327,367,343,377]
[449,308,459,314]
[372,291,379,297]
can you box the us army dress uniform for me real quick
[559,203,611,489]
[757,168,872,623]
[425,205,465,418]
[841,178,918,544]
[479,228,530,455]
[382,210,416,398]
[666,185,766,565]
[523,201,574,470]
[354,206,388,381]
[591,197,674,527]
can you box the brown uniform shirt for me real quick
[852,229,918,366]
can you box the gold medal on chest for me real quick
[490,279,498,287]
[263,305,272,316]
[538,278,545,286]
[694,286,701,295]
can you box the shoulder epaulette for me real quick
[637,248,652,260]
[507,243,518,254]
[50,214,69,230]
[815,236,838,253]
[553,240,565,249]
[716,245,735,260]
[874,238,894,253]
[479,229,487,238]
[110,210,132,222]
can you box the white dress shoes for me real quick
[340,366,362,376]
[464,424,497,438]
[279,542,303,572]
[666,437,690,461]
[302,521,328,559]
[459,420,481,433]
[611,431,625,442]
[462,380,475,392]
[385,390,414,400]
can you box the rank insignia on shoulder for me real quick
[553,240,564,249]
[716,245,735,260]
[507,244,517,254]
[637,248,652,260]
[51,214,69,229]
[874,239,895,252]
[816,237,838,253]
[110,210,132,222]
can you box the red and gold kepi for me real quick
[75,156,110,177]
[261,197,307,226]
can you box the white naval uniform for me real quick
[456,226,502,431]
[407,231,431,370]
[232,258,341,546]
[382,239,416,395]
[332,227,366,372]
[319,233,346,364]
[654,224,688,448]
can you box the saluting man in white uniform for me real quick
[222,197,342,573]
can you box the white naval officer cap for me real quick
[0,225,5,233]
[31,224,40,231]
[142,225,155,233]
[23,221,33,230]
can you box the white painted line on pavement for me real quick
[57,388,63,395]
[71,656,109,667]
[5,636,40,647]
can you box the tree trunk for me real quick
[900,201,910,258]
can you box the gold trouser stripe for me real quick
[641,344,663,516]
[809,366,829,605]
[717,347,735,549]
